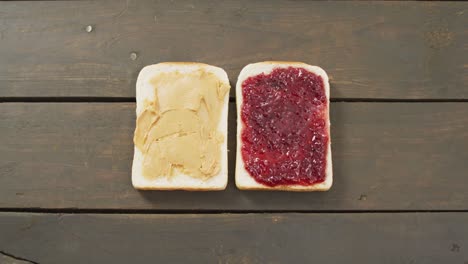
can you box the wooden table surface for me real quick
[0,1,467,263]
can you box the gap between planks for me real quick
[1,208,468,215]
[1,97,468,103]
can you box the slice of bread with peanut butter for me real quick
[132,62,230,190]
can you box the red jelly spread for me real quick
[240,67,329,187]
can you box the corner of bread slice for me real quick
[132,62,230,191]
[235,61,332,191]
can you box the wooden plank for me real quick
[0,212,467,263]
[0,1,466,99]
[0,254,32,264]
[0,102,467,211]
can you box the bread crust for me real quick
[235,61,332,191]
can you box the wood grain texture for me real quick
[0,102,467,211]
[1,212,468,264]
[0,1,466,99]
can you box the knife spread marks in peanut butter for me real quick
[134,69,229,180]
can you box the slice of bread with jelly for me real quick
[132,62,230,190]
[236,61,332,191]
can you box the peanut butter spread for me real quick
[134,69,229,180]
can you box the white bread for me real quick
[132,62,230,190]
[235,61,332,191]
